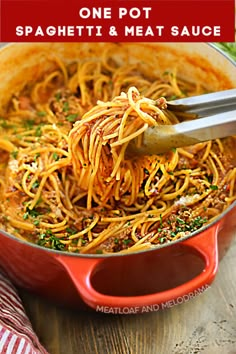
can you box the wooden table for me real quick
[19,238,236,354]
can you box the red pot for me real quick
[0,43,235,313]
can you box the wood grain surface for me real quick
[19,238,236,354]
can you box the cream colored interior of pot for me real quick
[0,42,235,114]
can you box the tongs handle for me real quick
[138,110,236,155]
[168,88,236,117]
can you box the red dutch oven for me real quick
[0,43,235,312]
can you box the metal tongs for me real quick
[128,88,236,155]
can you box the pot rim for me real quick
[0,42,235,259]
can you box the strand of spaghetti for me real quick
[49,55,68,84]
[101,206,170,223]
[86,118,105,162]
[207,156,219,186]
[79,223,127,253]
[131,217,146,241]
[31,71,63,103]
[0,139,15,152]
[110,123,148,147]
[227,167,236,183]
[64,179,74,210]
[22,170,36,198]
[133,101,166,125]
[210,150,226,174]
[119,242,153,253]
[140,219,154,237]
[40,217,69,229]
[6,111,36,118]
[144,83,175,99]
[136,206,173,225]
[28,174,48,210]
[79,106,124,124]
[161,174,190,201]
[130,161,143,205]
[190,176,210,188]
[48,174,64,207]
[10,182,24,193]
[200,141,212,162]
[106,143,129,182]
[121,160,137,205]
[27,147,69,156]
[102,123,121,140]
[229,173,236,198]
[225,196,236,203]
[140,197,156,213]
[144,159,162,197]
[117,115,145,143]
[168,68,183,96]
[7,216,34,231]
[70,127,88,168]
[130,232,153,247]
[168,150,180,171]
[68,214,100,239]
[155,169,170,191]
[215,138,224,153]
[87,141,103,209]
[41,157,71,176]
[118,105,137,141]
[99,179,116,204]
[90,125,105,168]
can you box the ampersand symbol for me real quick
[109,26,118,36]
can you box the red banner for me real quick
[0,0,235,42]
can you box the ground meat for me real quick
[50,89,84,126]
[18,96,33,111]
[95,228,134,253]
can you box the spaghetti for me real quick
[0,47,235,254]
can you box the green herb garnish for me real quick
[32,180,40,189]
[52,152,59,161]
[210,185,218,190]
[37,111,46,117]
[11,150,18,159]
[66,114,78,122]
[35,126,42,137]
[63,101,69,112]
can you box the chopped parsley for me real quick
[55,92,61,101]
[66,114,78,122]
[66,227,77,235]
[33,219,40,226]
[52,152,59,161]
[34,153,40,161]
[37,111,46,117]
[10,150,18,159]
[63,101,69,112]
[176,217,185,224]
[0,119,15,129]
[32,180,40,189]
[210,185,218,190]
[35,126,42,137]
[123,239,132,245]
[24,119,35,130]
[23,207,40,219]
[37,230,65,250]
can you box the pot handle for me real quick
[57,224,219,311]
